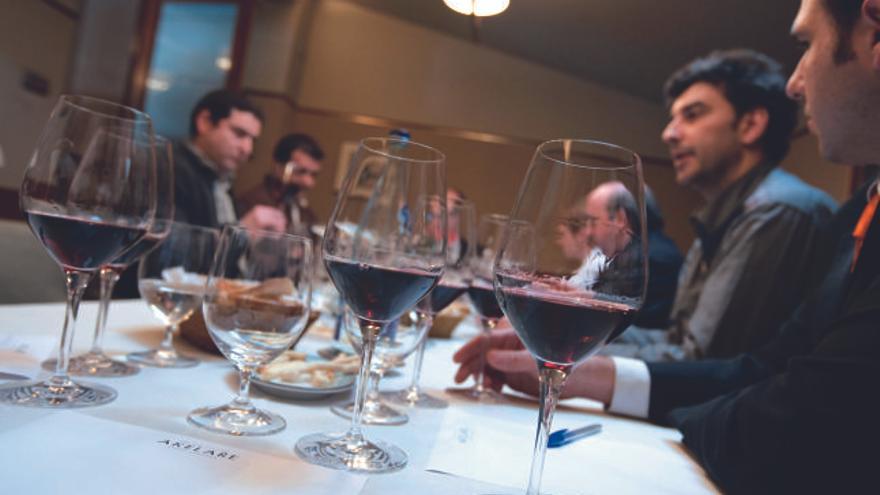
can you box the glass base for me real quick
[382,388,448,409]
[127,349,199,368]
[330,399,408,426]
[42,352,140,377]
[187,402,285,436]
[295,432,407,473]
[0,377,117,408]
[446,385,506,404]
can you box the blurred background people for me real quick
[237,132,325,238]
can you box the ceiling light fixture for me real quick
[443,0,509,17]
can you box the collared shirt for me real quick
[666,164,836,359]
[186,143,237,226]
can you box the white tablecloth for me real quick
[0,300,718,494]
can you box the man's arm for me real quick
[664,281,880,493]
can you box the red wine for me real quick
[496,283,636,366]
[325,257,439,322]
[429,282,467,314]
[108,233,165,271]
[468,280,504,319]
[26,211,147,271]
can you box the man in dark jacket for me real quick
[173,89,286,232]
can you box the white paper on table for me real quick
[0,335,58,375]
[359,469,519,494]
[0,411,366,495]
[426,408,718,495]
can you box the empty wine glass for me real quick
[387,197,476,409]
[43,135,174,377]
[188,225,312,436]
[493,139,647,494]
[332,308,429,425]
[295,137,446,473]
[127,221,218,368]
[0,95,156,408]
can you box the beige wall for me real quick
[297,1,671,157]
[0,0,80,188]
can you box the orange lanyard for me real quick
[851,190,880,272]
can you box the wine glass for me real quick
[42,135,175,377]
[493,139,647,495]
[454,212,510,402]
[0,95,156,408]
[387,197,476,409]
[295,137,446,473]
[127,221,218,368]
[188,225,312,436]
[331,308,430,425]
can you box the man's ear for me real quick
[736,107,770,147]
[865,0,880,70]
[194,109,214,136]
[614,207,630,229]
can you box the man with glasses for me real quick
[238,133,325,238]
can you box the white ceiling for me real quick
[345,0,803,104]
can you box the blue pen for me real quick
[547,423,602,448]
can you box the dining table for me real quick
[0,299,719,494]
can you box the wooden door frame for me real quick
[124,0,254,109]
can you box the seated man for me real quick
[237,133,325,238]
[615,49,836,360]
[173,89,286,232]
[558,186,682,328]
[454,0,880,490]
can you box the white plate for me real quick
[252,357,356,401]
[252,375,355,400]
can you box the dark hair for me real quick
[272,133,325,163]
[188,89,264,138]
[821,0,863,63]
[663,49,798,163]
[606,184,642,237]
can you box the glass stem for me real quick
[526,364,570,495]
[474,316,497,392]
[234,367,255,410]
[52,270,93,385]
[89,267,119,354]
[160,323,177,352]
[346,319,380,447]
[406,312,433,397]
[367,364,382,402]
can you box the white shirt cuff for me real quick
[607,356,651,418]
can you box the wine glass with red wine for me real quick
[295,137,446,473]
[0,95,156,408]
[42,135,174,377]
[493,139,647,495]
[387,197,477,409]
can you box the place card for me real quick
[0,411,365,494]
[425,408,716,495]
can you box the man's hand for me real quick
[452,327,617,404]
[239,205,287,232]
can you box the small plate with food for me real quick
[253,350,360,400]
